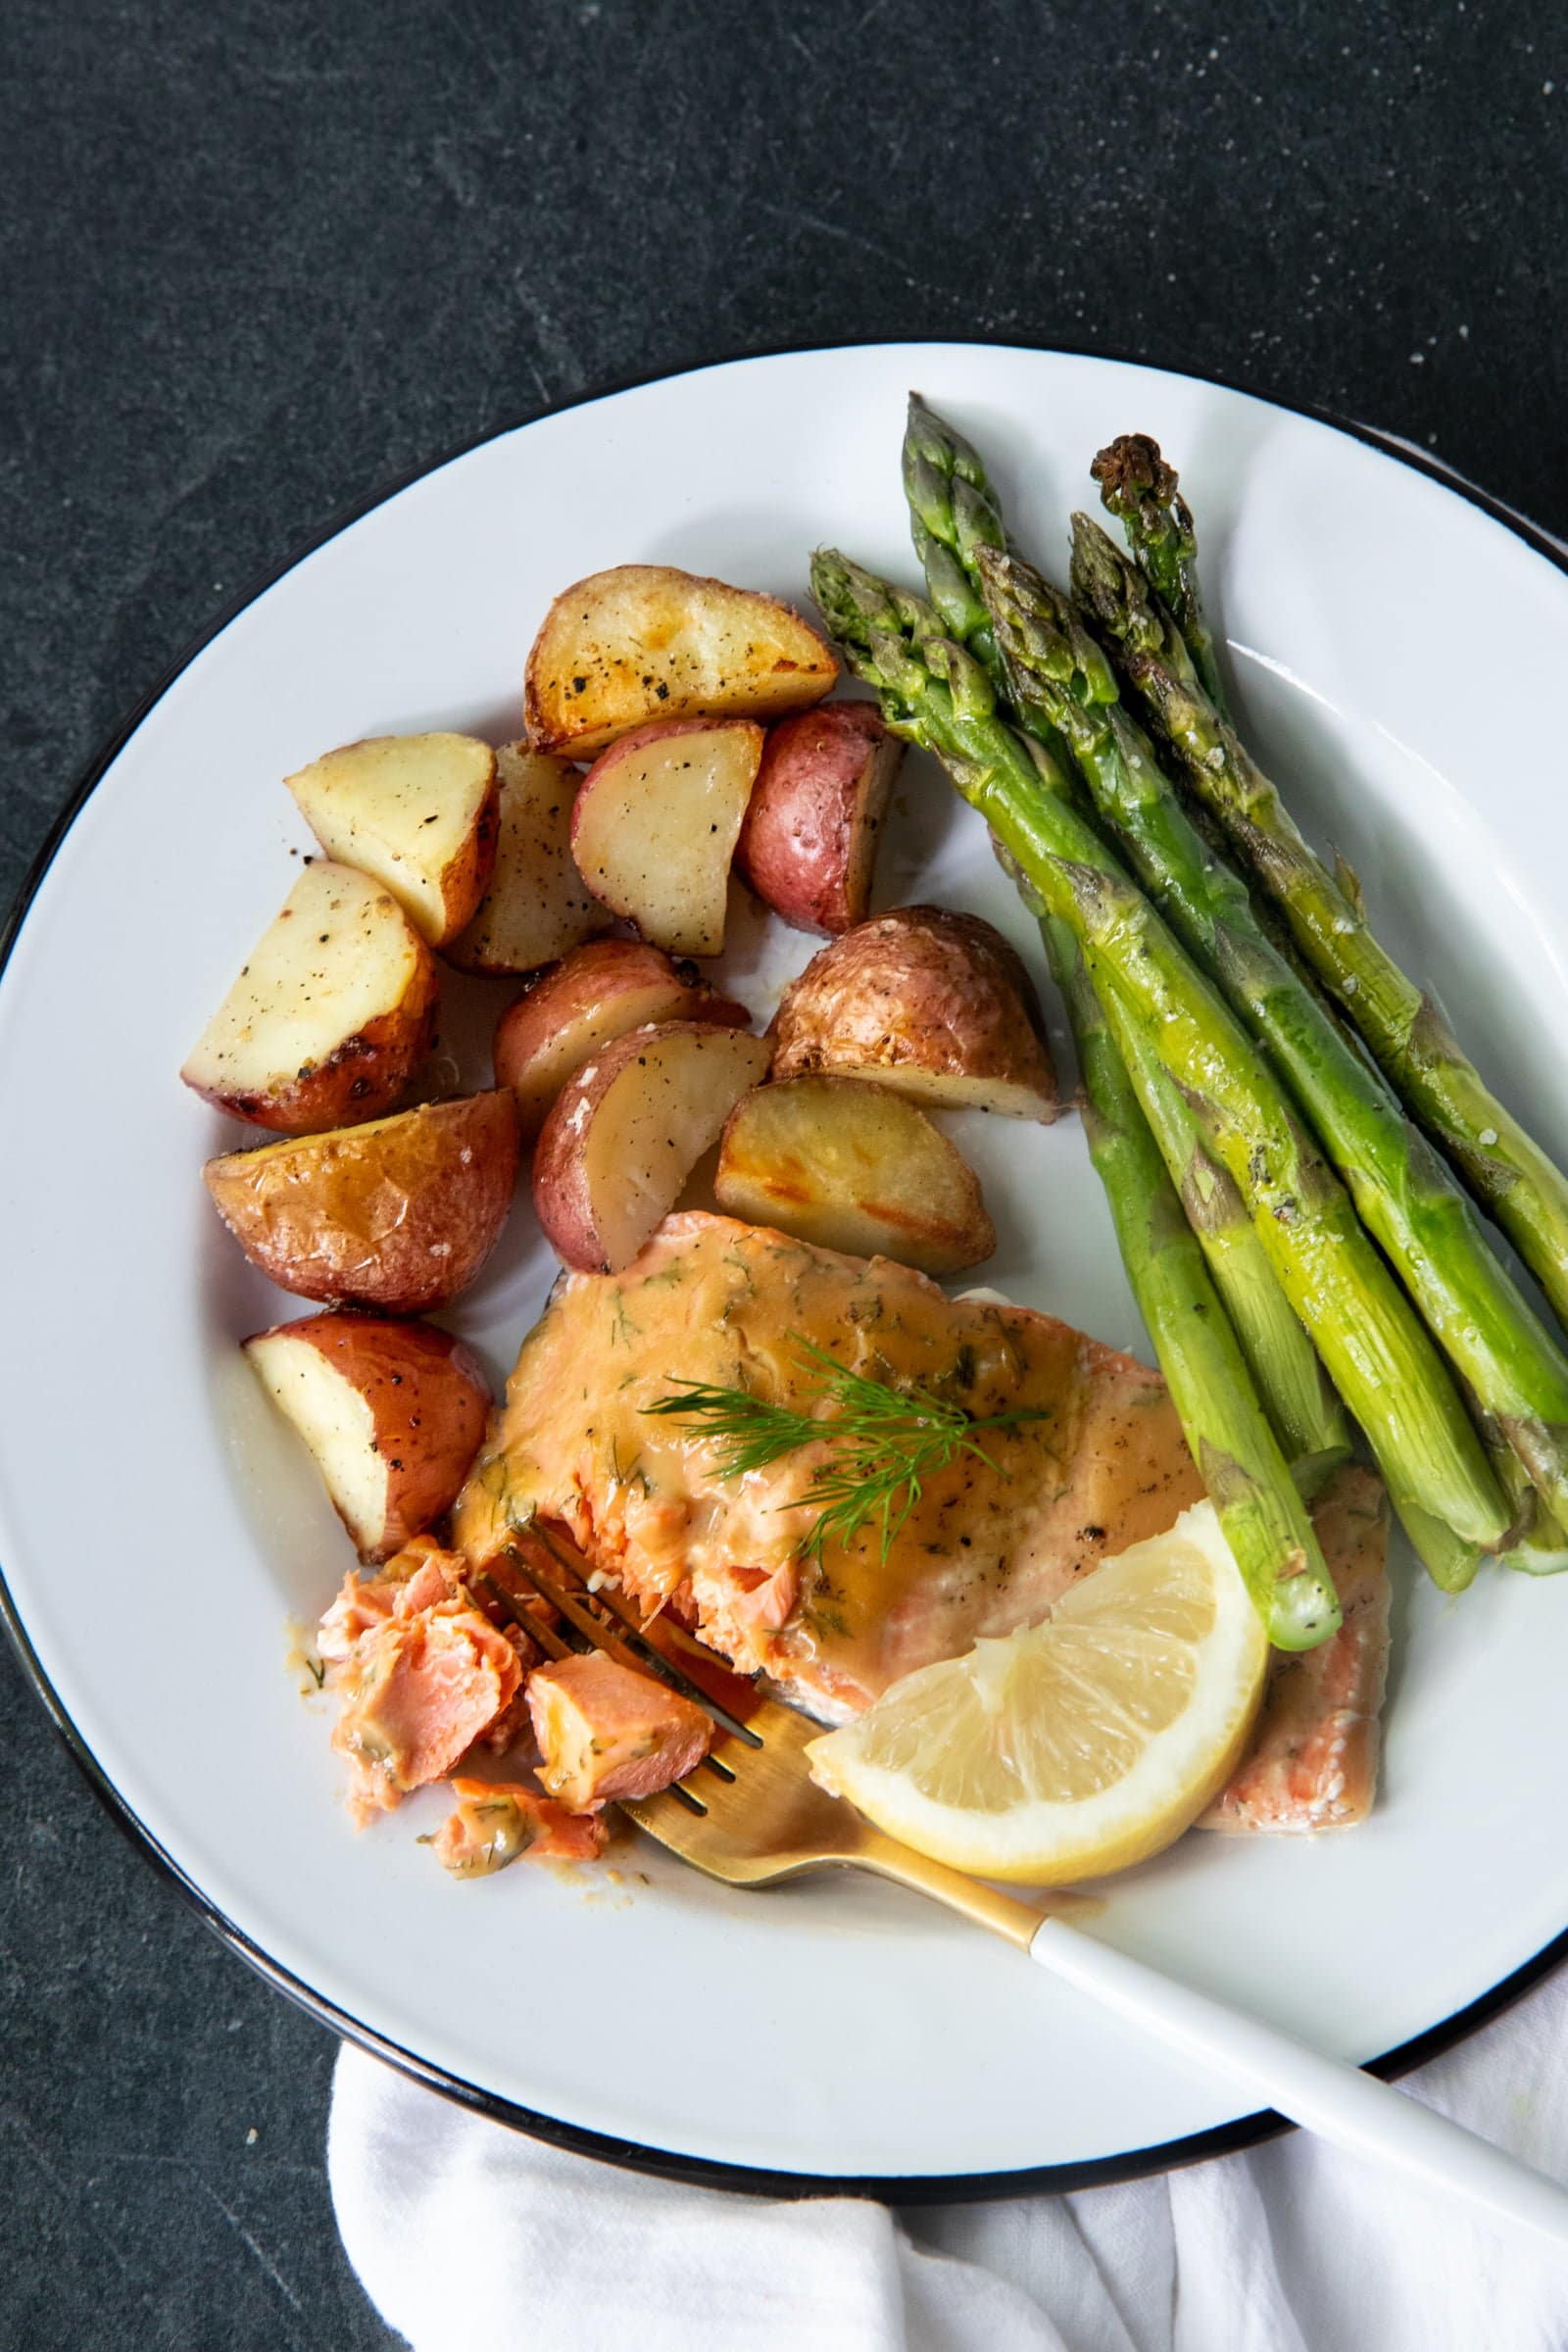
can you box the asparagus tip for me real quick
[1068,511,1152,642]
[1092,431,1178,513]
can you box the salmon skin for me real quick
[454,1211,1203,1722]
[1203,1464,1391,1834]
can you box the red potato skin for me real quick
[185,942,440,1135]
[768,906,1057,1119]
[531,1027,648,1272]
[737,703,901,936]
[530,1021,767,1272]
[493,939,750,1142]
[246,1311,492,1562]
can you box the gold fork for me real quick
[479,1530,1055,1950]
[477,1533,1568,2248]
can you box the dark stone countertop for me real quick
[2,1,1564,2342]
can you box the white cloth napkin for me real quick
[329,439,1568,2351]
[329,1957,1568,2352]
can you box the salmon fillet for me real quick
[1202,1464,1391,1833]
[453,1211,1203,1721]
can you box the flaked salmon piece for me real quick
[527,1652,712,1810]
[480,1622,545,1755]
[332,1598,523,1827]
[431,1779,608,1876]
[318,1571,397,1668]
[318,1536,466,1667]
[1202,1464,1391,1834]
[397,1555,459,1617]
[454,1212,1202,1720]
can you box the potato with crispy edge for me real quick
[446,743,609,974]
[768,906,1057,1122]
[181,862,438,1134]
[737,703,902,936]
[245,1311,491,1563]
[494,939,750,1144]
[525,564,837,758]
[714,1074,995,1275]
[204,1090,521,1311]
[532,1022,770,1273]
[570,716,761,956]
[286,733,499,948]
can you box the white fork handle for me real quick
[1029,1917,1568,2256]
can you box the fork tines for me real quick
[476,1530,759,1804]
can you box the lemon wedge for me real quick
[806,1501,1268,1885]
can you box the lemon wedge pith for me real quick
[807,1501,1269,1886]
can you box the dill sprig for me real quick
[643,1335,1048,1563]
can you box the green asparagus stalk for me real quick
[989,825,1341,1640]
[1076,456,1371,1054]
[902,396,1349,1482]
[808,548,1508,1573]
[1106,1012,1347,1493]
[1075,477,1568,1336]
[1072,460,1567,1581]
[981,544,1568,1531]
[1050,912,1340,1644]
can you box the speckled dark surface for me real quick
[3,1,1566,2342]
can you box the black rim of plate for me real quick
[5,337,1567,2205]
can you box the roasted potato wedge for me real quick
[714,1075,995,1275]
[769,906,1057,1121]
[525,564,837,758]
[570,716,762,956]
[245,1311,490,1562]
[181,861,438,1134]
[286,733,499,948]
[532,1022,770,1272]
[494,939,749,1143]
[737,702,902,936]
[445,743,610,974]
[204,1090,521,1311]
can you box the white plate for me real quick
[6,342,1568,2196]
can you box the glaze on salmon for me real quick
[1203,1465,1391,1834]
[453,1212,1203,1721]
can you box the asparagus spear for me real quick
[981,545,1568,1531]
[808,549,1508,1571]
[1107,1009,1347,1491]
[903,393,1008,666]
[1051,913,1340,1644]
[987,825,1341,1639]
[1075,481,1568,1336]
[902,397,1348,1481]
[1073,461,1563,1574]
[1092,433,1226,710]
